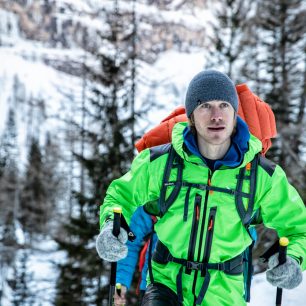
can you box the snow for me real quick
[2,240,66,306]
[136,49,206,131]
[55,0,94,13]
[0,46,84,166]
[0,8,20,43]
[0,1,306,305]
[102,1,212,31]
[250,271,306,306]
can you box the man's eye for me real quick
[201,103,210,108]
[221,103,229,108]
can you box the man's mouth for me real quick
[208,126,225,131]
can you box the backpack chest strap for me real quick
[164,181,252,198]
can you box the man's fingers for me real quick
[114,285,127,306]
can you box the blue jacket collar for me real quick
[183,116,250,170]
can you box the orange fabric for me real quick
[246,163,252,171]
[236,84,277,155]
[135,112,187,152]
[134,84,277,155]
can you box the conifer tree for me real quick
[19,138,48,238]
[54,0,138,304]
[0,107,19,246]
[240,0,306,271]
[254,0,306,192]
[0,107,19,304]
[8,250,34,306]
[43,133,62,232]
[205,0,253,82]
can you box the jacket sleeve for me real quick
[116,207,154,289]
[141,231,158,290]
[99,149,160,227]
[257,164,306,270]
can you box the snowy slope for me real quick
[250,271,306,306]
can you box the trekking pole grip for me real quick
[276,237,289,306]
[108,207,122,306]
[278,237,288,265]
[113,207,122,237]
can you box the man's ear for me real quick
[231,113,238,136]
[188,114,197,135]
[189,114,195,126]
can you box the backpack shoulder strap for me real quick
[234,153,260,302]
[159,145,184,217]
[235,153,260,227]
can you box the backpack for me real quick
[135,84,276,302]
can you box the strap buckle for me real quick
[215,262,225,271]
[186,261,205,271]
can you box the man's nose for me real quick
[211,107,223,121]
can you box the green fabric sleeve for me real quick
[99,148,160,228]
[258,165,306,270]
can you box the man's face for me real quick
[192,100,236,146]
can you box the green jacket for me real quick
[100,122,306,306]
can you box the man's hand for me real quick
[266,254,303,289]
[114,284,127,306]
[96,221,128,262]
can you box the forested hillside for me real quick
[0,1,305,305]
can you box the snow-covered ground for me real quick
[250,271,306,305]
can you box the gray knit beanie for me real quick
[185,70,238,118]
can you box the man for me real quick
[96,70,306,305]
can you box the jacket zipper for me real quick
[202,207,217,271]
[187,194,202,274]
[196,171,212,261]
[192,171,212,305]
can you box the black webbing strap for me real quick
[196,270,211,305]
[159,146,176,215]
[120,214,136,241]
[159,146,184,216]
[165,181,251,198]
[166,253,244,275]
[176,266,184,303]
[148,231,155,285]
[244,240,255,302]
[243,155,259,225]
[183,186,191,222]
[235,154,259,302]
[175,265,212,305]
[235,154,259,226]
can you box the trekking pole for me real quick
[275,237,289,306]
[108,207,122,306]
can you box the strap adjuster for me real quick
[216,262,225,271]
[186,261,205,271]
